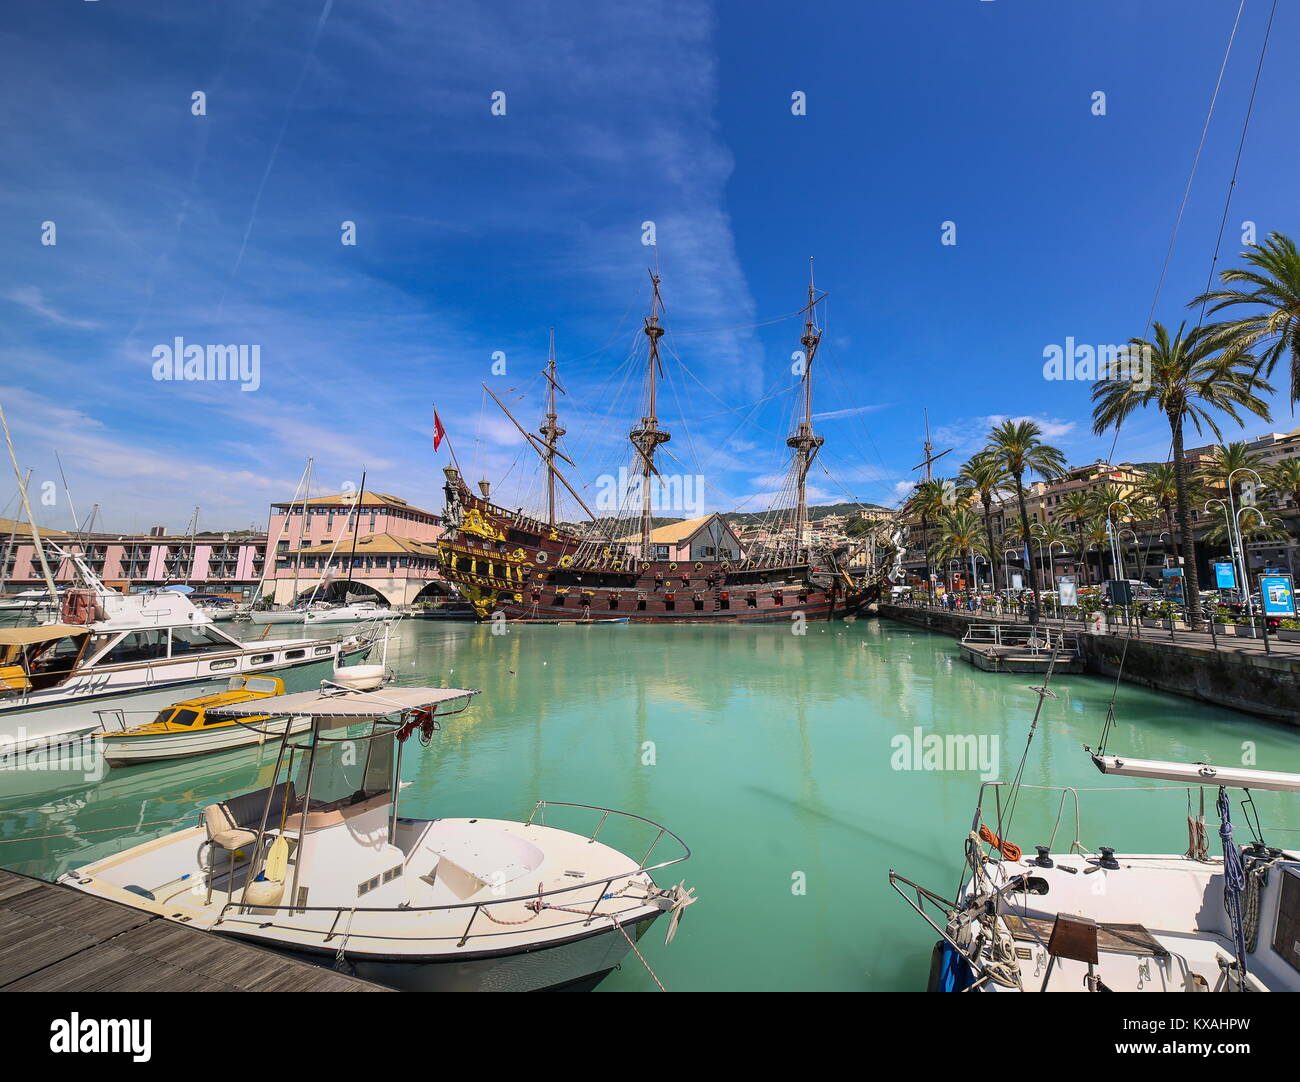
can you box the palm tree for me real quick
[1092,323,1272,625]
[984,420,1067,596]
[1133,463,1182,571]
[908,477,955,591]
[1267,458,1300,512]
[1202,506,1288,547]
[1057,489,1094,584]
[958,452,1009,590]
[1080,518,1111,585]
[928,507,986,591]
[1199,441,1267,497]
[1193,230,1300,404]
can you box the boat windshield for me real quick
[295,726,395,812]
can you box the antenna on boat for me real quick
[630,271,672,560]
[787,258,826,561]
[540,328,567,527]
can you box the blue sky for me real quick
[1,0,1297,533]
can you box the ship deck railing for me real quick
[212,801,691,948]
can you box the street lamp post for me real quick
[1227,467,1265,625]
[1047,540,1066,617]
[1106,501,1131,581]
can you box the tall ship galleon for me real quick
[437,267,889,622]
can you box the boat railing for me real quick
[213,801,691,947]
[959,624,1080,655]
[91,707,156,733]
[888,778,1257,990]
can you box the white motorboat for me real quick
[62,683,697,991]
[891,753,1300,993]
[0,549,378,768]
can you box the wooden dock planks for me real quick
[0,869,387,992]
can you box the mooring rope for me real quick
[0,813,197,845]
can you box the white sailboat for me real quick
[62,681,697,991]
[301,600,400,625]
[891,748,1300,993]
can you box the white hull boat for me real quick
[892,756,1300,993]
[302,603,399,625]
[0,551,378,767]
[63,684,697,992]
[246,610,305,626]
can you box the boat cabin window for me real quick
[169,625,234,656]
[158,707,201,728]
[98,630,168,666]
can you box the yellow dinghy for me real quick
[101,677,310,767]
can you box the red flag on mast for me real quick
[433,411,446,451]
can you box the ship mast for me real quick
[630,273,671,560]
[539,328,566,527]
[787,259,825,561]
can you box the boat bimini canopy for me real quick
[206,685,480,727]
[1092,753,1300,795]
[0,624,90,648]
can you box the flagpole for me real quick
[432,404,462,473]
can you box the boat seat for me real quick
[221,783,299,833]
[203,803,258,851]
[0,665,30,692]
[203,802,257,905]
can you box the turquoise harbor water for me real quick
[2,617,1298,992]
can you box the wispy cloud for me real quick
[3,287,99,329]
[812,404,888,421]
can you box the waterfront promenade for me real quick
[877,602,1300,724]
[887,599,1300,660]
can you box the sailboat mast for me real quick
[630,273,671,560]
[344,470,366,596]
[788,259,825,561]
[539,329,565,527]
[292,458,313,605]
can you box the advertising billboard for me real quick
[1259,574,1296,618]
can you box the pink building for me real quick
[0,518,265,598]
[262,490,447,607]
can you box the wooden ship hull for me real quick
[435,480,883,623]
